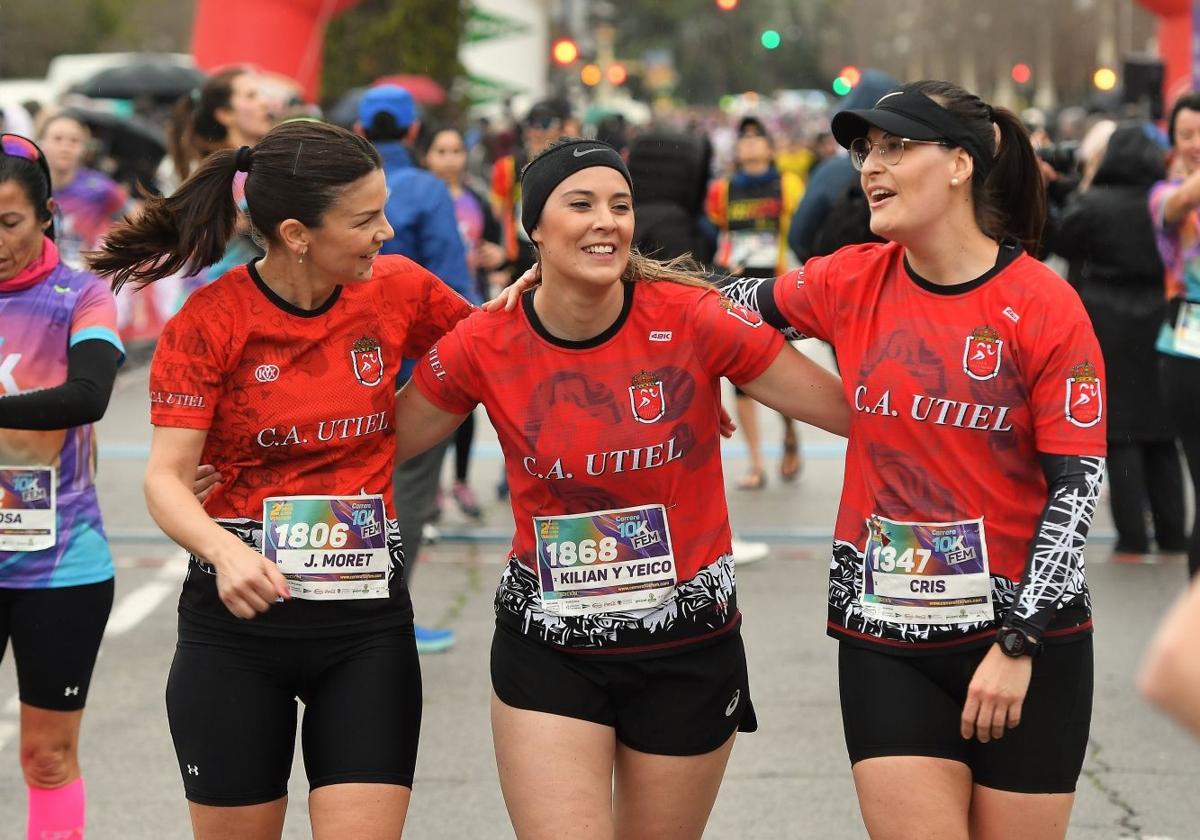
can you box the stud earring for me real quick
[951,178,960,186]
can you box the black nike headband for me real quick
[520,139,633,236]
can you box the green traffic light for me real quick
[761,29,781,49]
[832,76,852,96]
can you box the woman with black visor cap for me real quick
[714,81,1106,839]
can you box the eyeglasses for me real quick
[849,136,952,171]
[1,134,52,189]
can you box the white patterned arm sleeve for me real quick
[715,275,808,341]
[1006,454,1105,640]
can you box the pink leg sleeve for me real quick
[27,776,85,839]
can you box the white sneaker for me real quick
[422,523,440,545]
[731,537,769,565]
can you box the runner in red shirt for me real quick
[717,81,1106,840]
[90,121,471,839]
[397,137,849,839]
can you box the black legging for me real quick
[453,410,475,483]
[1161,353,1200,575]
[1106,441,1187,553]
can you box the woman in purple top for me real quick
[39,113,129,270]
[0,133,124,840]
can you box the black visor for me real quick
[831,87,994,178]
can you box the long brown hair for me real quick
[908,79,1046,253]
[91,121,380,293]
[166,68,247,182]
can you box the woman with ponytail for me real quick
[708,79,1105,839]
[491,81,1107,836]
[92,120,472,838]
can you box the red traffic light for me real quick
[716,0,739,9]
[552,38,579,65]
[1011,63,1032,85]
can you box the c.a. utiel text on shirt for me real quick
[255,410,390,448]
[853,386,1014,432]
[521,435,686,481]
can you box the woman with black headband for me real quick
[91,120,472,838]
[714,80,1104,839]
[396,136,849,838]
[0,134,124,840]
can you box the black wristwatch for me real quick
[996,626,1042,658]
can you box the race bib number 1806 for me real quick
[263,495,389,600]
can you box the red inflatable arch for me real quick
[191,0,363,101]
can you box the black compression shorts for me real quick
[491,623,756,756]
[838,638,1093,793]
[166,615,422,806]
[0,579,113,711]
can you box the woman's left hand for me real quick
[960,643,1033,742]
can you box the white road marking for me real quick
[104,552,187,638]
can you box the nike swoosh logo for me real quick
[573,147,607,157]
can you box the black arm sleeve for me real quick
[0,339,121,430]
[714,274,806,339]
[1004,453,1105,641]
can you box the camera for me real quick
[1036,141,1080,175]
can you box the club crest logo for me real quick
[963,325,1003,380]
[1065,361,1102,428]
[718,295,763,328]
[350,336,384,387]
[629,370,666,424]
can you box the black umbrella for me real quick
[65,108,167,193]
[72,58,206,103]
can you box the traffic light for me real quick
[552,38,579,65]
[1093,67,1117,91]
[832,76,852,96]
[839,66,861,88]
[581,64,602,87]
[760,29,781,49]
[716,0,739,10]
[607,63,628,86]
[1010,63,1032,85]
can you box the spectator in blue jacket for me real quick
[357,85,474,654]
[357,85,475,302]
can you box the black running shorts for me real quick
[838,637,1093,793]
[491,623,756,756]
[0,579,114,712]
[166,615,422,806]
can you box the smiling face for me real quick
[1173,108,1200,176]
[297,169,393,282]
[530,166,633,290]
[0,179,52,283]
[859,127,963,244]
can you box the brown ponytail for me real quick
[90,148,242,293]
[908,80,1046,253]
[91,120,381,294]
[166,68,246,182]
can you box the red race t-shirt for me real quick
[774,241,1105,652]
[414,280,784,654]
[150,256,472,635]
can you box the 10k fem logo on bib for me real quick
[263,495,389,600]
[534,504,676,616]
[0,466,56,551]
[861,514,994,625]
